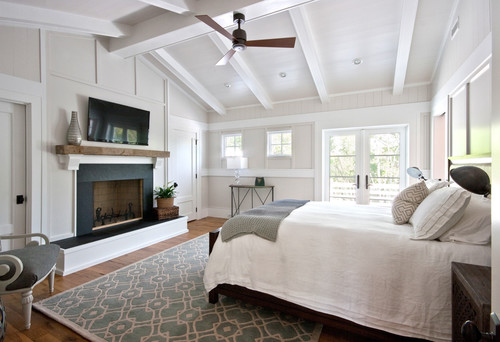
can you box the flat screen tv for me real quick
[87,97,150,145]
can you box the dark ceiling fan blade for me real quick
[195,15,235,42]
[216,49,236,66]
[246,37,296,48]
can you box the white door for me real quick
[168,129,197,221]
[0,101,26,250]
[324,126,407,205]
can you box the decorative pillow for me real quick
[391,181,429,224]
[410,187,471,240]
[439,195,491,244]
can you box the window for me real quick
[267,130,292,157]
[222,133,242,157]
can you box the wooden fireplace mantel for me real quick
[56,145,170,170]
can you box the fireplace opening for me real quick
[76,164,154,237]
[93,179,143,230]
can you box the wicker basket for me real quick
[154,206,179,220]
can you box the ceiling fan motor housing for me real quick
[232,28,247,51]
[232,13,247,51]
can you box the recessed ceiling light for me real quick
[224,83,231,88]
[279,72,287,78]
[352,58,363,65]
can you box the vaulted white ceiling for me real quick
[0,0,457,115]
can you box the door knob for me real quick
[16,195,25,204]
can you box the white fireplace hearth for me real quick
[54,145,187,276]
[55,216,188,275]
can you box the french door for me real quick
[324,126,407,205]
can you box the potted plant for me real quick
[154,181,178,208]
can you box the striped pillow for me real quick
[392,182,429,224]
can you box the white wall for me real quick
[0,27,208,241]
[430,0,497,317]
[203,100,430,218]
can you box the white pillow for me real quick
[410,187,471,240]
[391,182,429,224]
[439,195,491,244]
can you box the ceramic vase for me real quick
[67,111,82,146]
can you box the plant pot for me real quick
[156,197,175,208]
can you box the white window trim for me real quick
[267,130,292,157]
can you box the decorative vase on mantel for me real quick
[67,111,82,146]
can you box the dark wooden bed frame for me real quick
[207,228,427,342]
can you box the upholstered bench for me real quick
[0,234,60,330]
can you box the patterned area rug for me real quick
[34,235,322,341]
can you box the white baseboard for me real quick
[206,208,231,219]
[55,217,188,275]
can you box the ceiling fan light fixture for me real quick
[233,43,246,51]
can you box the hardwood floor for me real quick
[2,217,409,341]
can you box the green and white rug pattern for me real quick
[34,235,321,341]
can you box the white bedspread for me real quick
[203,201,491,342]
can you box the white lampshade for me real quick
[227,157,248,169]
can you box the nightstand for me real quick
[452,262,491,342]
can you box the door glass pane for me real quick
[329,135,356,202]
[369,133,400,205]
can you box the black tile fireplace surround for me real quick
[76,163,154,237]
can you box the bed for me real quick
[203,161,492,342]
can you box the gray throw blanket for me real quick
[221,199,309,242]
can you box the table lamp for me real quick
[227,157,248,184]
[450,166,491,197]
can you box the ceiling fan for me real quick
[195,12,296,66]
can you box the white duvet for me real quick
[203,201,491,342]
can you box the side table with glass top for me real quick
[229,185,274,217]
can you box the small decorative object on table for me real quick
[66,111,82,146]
[154,181,178,208]
[255,177,265,186]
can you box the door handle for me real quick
[16,195,25,204]
[365,175,369,190]
[352,175,360,189]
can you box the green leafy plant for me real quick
[153,181,178,199]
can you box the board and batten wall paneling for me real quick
[45,31,171,241]
[293,123,313,169]
[96,41,135,94]
[136,59,165,103]
[243,127,267,169]
[0,26,41,82]
[48,33,96,84]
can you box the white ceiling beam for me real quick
[289,7,329,103]
[209,33,273,110]
[0,2,131,37]
[136,0,191,14]
[393,0,419,95]
[151,49,226,115]
[109,0,316,58]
